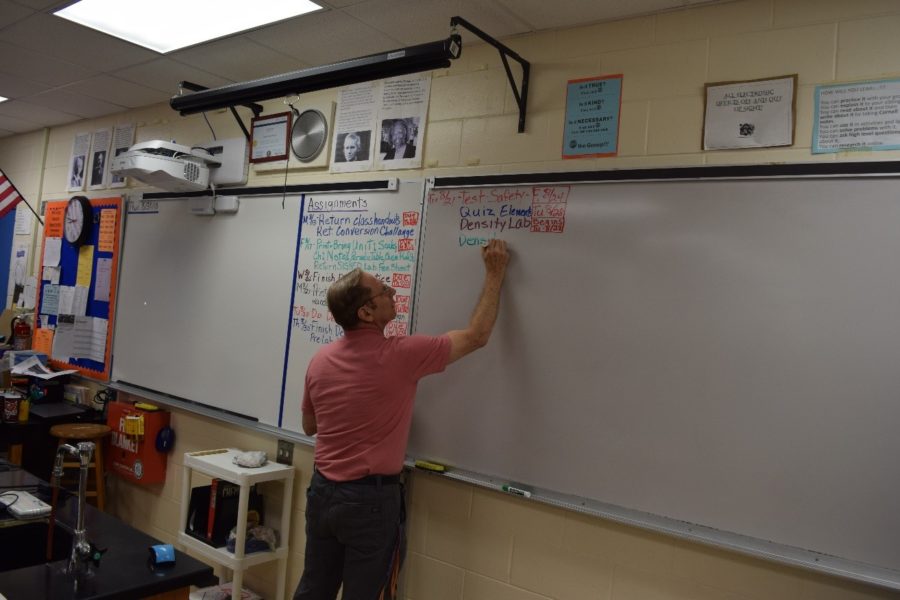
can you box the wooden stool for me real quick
[49,423,111,511]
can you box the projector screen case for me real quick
[170,36,462,115]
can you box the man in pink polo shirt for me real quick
[293,239,510,600]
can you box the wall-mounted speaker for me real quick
[291,109,328,163]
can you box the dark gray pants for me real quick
[293,470,405,600]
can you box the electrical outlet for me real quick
[276,439,294,466]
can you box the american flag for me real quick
[0,169,23,219]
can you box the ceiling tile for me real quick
[345,0,530,46]
[456,0,532,36]
[0,12,158,72]
[0,41,96,86]
[0,98,80,126]
[113,58,234,95]
[247,9,401,66]
[495,0,682,30]
[0,0,737,136]
[0,112,42,133]
[9,0,68,9]
[27,88,127,118]
[319,0,369,7]
[59,75,171,108]
[0,0,33,28]
[170,38,303,82]
[0,71,49,98]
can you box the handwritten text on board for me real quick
[291,198,422,346]
[428,186,570,246]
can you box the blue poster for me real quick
[563,75,622,158]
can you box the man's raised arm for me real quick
[446,239,510,364]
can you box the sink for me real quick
[0,521,73,571]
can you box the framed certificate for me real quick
[250,112,291,163]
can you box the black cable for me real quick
[202,112,217,140]
[0,492,20,508]
[92,388,115,421]
[281,148,290,211]
[282,102,295,210]
[93,388,114,405]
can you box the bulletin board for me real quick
[33,197,122,379]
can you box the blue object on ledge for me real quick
[149,543,175,566]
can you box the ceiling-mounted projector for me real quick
[110,140,221,192]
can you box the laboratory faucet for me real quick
[52,441,97,576]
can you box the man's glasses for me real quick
[358,283,394,308]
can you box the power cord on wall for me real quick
[202,112,217,140]
[92,388,115,416]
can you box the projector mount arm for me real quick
[177,81,263,141]
[450,16,530,133]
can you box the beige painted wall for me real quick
[4,0,900,597]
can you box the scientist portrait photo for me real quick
[334,131,369,163]
[90,149,106,186]
[69,155,85,188]
[381,118,418,160]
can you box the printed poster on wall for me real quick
[703,75,796,150]
[7,242,28,308]
[67,132,91,192]
[88,127,112,190]
[331,82,378,173]
[374,74,430,171]
[813,78,900,153]
[110,124,135,188]
[563,74,622,159]
[14,203,33,235]
[330,73,431,173]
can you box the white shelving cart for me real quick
[178,448,294,599]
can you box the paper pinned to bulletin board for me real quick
[33,197,122,379]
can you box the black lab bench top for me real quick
[0,468,216,599]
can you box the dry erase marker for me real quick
[414,460,446,473]
[502,485,532,498]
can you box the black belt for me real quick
[314,468,400,486]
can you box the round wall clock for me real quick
[65,195,93,246]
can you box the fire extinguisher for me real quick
[11,315,32,351]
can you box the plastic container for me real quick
[2,391,21,422]
[17,397,29,422]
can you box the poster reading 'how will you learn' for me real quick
[278,181,425,430]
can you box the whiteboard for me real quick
[112,181,424,430]
[411,175,900,574]
[113,194,300,425]
[280,181,425,431]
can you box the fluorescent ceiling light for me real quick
[0,96,7,103]
[55,0,321,53]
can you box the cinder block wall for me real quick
[110,397,900,600]
[4,0,900,597]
